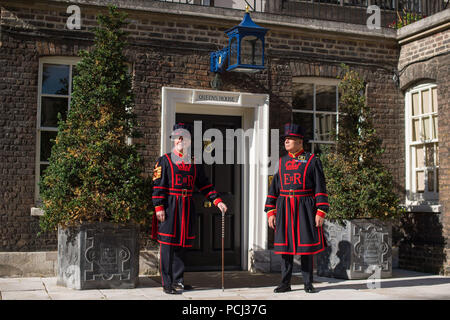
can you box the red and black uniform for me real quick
[151,150,223,288]
[265,149,328,285]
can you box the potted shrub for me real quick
[38,6,152,289]
[316,65,404,280]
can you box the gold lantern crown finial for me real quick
[245,5,250,13]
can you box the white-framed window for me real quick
[34,56,80,207]
[33,57,134,212]
[292,77,340,154]
[405,82,440,212]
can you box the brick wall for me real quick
[397,20,449,274]
[396,212,446,274]
[439,52,450,275]
[2,0,444,276]
[398,29,449,73]
[0,28,92,251]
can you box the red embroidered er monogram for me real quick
[175,174,194,188]
[283,173,302,185]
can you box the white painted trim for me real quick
[35,56,80,207]
[404,82,439,211]
[161,87,270,271]
[39,56,81,65]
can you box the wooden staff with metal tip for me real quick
[221,209,225,292]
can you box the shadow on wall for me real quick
[393,208,446,274]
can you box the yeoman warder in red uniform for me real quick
[265,123,328,293]
[151,123,227,294]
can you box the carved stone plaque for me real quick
[317,219,392,280]
[57,222,139,290]
[353,222,390,275]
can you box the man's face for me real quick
[284,137,303,153]
[174,135,191,153]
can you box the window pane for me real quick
[436,168,439,192]
[425,144,434,167]
[436,144,439,166]
[42,64,70,95]
[229,38,238,66]
[316,85,337,112]
[315,113,336,141]
[428,170,434,192]
[415,145,424,168]
[412,92,419,116]
[241,36,262,65]
[313,143,334,155]
[293,83,313,110]
[422,89,430,114]
[40,164,49,177]
[40,131,57,162]
[293,111,313,145]
[412,119,420,142]
[303,141,312,153]
[72,64,78,91]
[431,87,437,113]
[432,115,438,139]
[407,85,439,200]
[41,97,68,127]
[416,171,424,193]
[422,117,430,140]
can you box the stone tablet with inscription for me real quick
[317,219,392,280]
[57,222,139,289]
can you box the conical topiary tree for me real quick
[39,6,152,232]
[319,64,404,222]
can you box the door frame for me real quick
[161,87,270,271]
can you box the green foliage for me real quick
[319,64,404,222]
[388,10,424,29]
[39,6,153,232]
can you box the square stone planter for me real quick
[57,222,139,290]
[317,219,392,280]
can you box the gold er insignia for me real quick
[152,166,162,181]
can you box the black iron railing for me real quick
[153,0,448,28]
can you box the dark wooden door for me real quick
[176,113,242,271]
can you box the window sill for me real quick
[402,203,441,213]
[31,207,44,216]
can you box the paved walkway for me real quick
[0,269,449,300]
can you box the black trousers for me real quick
[159,244,186,288]
[281,254,314,285]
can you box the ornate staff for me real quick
[221,210,225,292]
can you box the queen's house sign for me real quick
[197,94,239,103]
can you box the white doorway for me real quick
[161,87,270,270]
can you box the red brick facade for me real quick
[0,1,448,274]
[397,17,450,274]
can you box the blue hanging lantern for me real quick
[210,7,268,74]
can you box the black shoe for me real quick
[274,283,291,293]
[174,282,193,291]
[163,286,180,295]
[304,283,316,293]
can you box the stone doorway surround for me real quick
[161,87,271,271]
